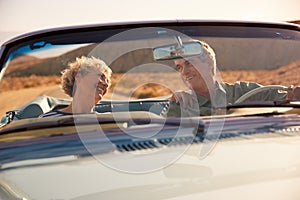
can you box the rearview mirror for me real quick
[153,41,203,61]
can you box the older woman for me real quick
[40,56,112,117]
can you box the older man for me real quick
[162,40,300,117]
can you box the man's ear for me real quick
[207,58,215,75]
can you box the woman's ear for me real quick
[75,73,81,84]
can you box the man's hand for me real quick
[287,85,300,100]
[170,91,198,108]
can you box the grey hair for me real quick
[195,40,217,75]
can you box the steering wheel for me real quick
[234,85,288,103]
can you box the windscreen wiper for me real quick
[221,100,300,117]
[225,100,300,109]
[0,113,205,135]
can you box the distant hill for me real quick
[5,44,174,76]
[6,44,98,76]
[288,20,300,25]
[5,55,43,76]
[5,31,300,76]
[220,58,300,86]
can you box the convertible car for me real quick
[0,20,300,200]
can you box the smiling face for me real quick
[76,70,110,104]
[174,56,215,95]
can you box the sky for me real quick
[0,0,299,45]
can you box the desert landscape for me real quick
[1,58,299,117]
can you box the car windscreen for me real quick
[0,23,300,120]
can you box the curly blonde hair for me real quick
[61,56,112,97]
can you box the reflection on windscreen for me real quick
[0,33,300,118]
